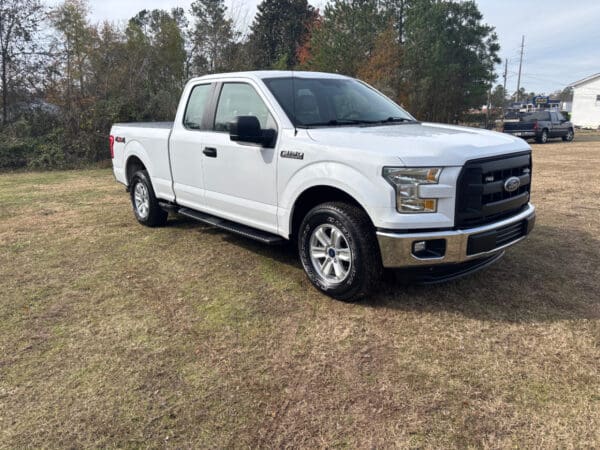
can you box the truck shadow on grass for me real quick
[170,217,600,323]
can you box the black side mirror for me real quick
[229,116,275,147]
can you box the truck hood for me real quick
[306,122,530,166]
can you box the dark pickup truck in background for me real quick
[503,111,574,144]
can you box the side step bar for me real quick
[177,207,285,245]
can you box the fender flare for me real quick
[279,161,393,236]
[123,140,154,186]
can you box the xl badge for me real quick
[281,150,304,160]
[504,176,521,193]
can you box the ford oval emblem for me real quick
[504,176,521,193]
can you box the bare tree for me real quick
[0,0,45,125]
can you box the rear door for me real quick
[169,82,215,210]
[200,81,280,233]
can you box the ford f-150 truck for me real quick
[503,110,574,143]
[110,71,535,301]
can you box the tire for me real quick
[562,128,574,142]
[130,170,168,227]
[536,129,548,144]
[298,202,382,302]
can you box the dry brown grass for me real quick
[1,135,599,448]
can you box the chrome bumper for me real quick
[505,131,536,138]
[376,203,536,268]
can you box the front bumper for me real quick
[376,203,536,268]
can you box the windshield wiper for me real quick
[303,119,373,127]
[369,117,416,125]
[302,117,416,128]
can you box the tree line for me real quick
[0,0,500,170]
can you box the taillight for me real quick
[533,121,539,131]
[109,135,115,159]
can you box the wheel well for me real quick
[126,156,146,186]
[290,186,372,238]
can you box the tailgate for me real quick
[503,122,535,132]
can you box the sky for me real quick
[50,0,600,95]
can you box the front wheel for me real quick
[562,128,574,142]
[130,170,168,227]
[298,202,382,302]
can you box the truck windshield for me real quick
[263,77,415,127]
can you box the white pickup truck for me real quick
[110,71,535,301]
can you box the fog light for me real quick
[413,241,427,253]
[412,239,447,259]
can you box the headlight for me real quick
[383,167,442,213]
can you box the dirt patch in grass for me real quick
[1,140,599,448]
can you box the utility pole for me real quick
[502,58,508,124]
[516,35,525,103]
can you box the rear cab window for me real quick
[184,84,212,130]
[522,111,550,121]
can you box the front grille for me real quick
[456,151,531,227]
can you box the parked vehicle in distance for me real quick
[503,110,574,143]
[110,71,536,301]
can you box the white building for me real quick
[569,73,600,129]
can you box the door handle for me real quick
[203,147,217,158]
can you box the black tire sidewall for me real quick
[130,170,167,226]
[298,204,376,300]
[563,129,574,142]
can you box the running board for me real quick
[177,207,285,245]
[158,201,178,211]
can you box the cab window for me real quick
[214,83,276,132]
[184,84,212,130]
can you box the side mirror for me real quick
[229,116,275,147]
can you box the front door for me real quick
[201,82,279,234]
[550,112,565,137]
[554,112,568,137]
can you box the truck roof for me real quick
[189,70,351,84]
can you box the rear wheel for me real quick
[562,128,574,142]
[130,170,168,227]
[536,129,549,144]
[298,202,382,302]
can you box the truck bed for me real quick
[113,122,173,129]
[111,122,175,201]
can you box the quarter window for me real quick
[214,83,276,132]
[184,84,212,130]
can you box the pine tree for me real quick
[305,0,385,76]
[403,0,500,122]
[248,0,316,69]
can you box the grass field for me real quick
[1,136,599,448]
